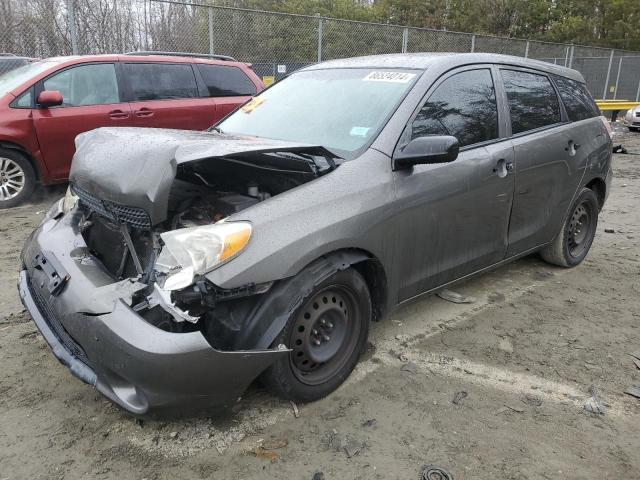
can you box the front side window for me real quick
[407,69,499,148]
[218,68,420,158]
[43,63,119,107]
[501,69,561,134]
[124,63,198,101]
[554,76,599,121]
[11,88,33,108]
[197,64,257,97]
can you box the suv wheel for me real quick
[261,268,371,403]
[540,187,599,267]
[0,148,35,209]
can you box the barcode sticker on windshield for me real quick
[363,71,416,83]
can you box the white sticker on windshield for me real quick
[350,126,370,137]
[363,71,416,83]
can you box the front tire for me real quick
[540,187,599,267]
[0,148,36,209]
[261,268,371,403]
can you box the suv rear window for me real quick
[554,76,600,121]
[501,69,561,134]
[197,64,257,97]
[124,63,198,101]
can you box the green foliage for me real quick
[213,0,640,49]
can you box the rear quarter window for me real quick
[554,76,600,121]
[197,64,257,97]
[501,69,561,134]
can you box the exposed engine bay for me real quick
[72,144,340,350]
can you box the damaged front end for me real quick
[19,127,340,414]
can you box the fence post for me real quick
[613,55,623,100]
[66,0,78,55]
[563,46,569,67]
[524,40,530,58]
[568,44,574,68]
[402,27,409,53]
[208,7,214,54]
[603,49,615,100]
[470,34,475,53]
[636,77,640,102]
[316,16,324,63]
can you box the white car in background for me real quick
[623,105,640,131]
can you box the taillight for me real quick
[600,115,614,140]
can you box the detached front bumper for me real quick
[18,211,287,415]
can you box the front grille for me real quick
[26,274,92,367]
[71,183,151,229]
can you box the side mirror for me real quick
[37,90,63,108]
[393,135,459,170]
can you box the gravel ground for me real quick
[1,131,639,480]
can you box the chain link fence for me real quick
[1,0,640,100]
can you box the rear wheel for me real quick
[0,148,36,209]
[540,187,599,267]
[261,268,371,403]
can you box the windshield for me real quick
[0,60,62,98]
[217,68,421,158]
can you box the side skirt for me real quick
[395,242,549,309]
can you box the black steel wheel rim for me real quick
[289,285,361,386]
[567,201,594,258]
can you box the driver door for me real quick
[32,62,132,181]
[392,67,515,301]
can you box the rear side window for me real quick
[408,69,499,148]
[554,76,600,121]
[124,63,198,101]
[501,69,561,134]
[197,64,257,97]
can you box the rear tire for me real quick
[0,148,36,209]
[540,187,599,267]
[261,268,371,403]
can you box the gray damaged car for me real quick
[19,53,613,415]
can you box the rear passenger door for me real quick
[122,62,216,130]
[501,69,588,255]
[195,63,257,120]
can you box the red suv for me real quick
[0,53,263,208]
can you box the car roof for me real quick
[302,52,585,83]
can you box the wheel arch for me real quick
[0,141,40,181]
[232,248,389,351]
[585,176,606,210]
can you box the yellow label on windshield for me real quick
[241,97,265,114]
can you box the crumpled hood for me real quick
[69,127,330,226]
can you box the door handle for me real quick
[493,159,512,178]
[565,140,580,155]
[135,108,154,118]
[108,110,129,119]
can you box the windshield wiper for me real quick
[210,126,225,134]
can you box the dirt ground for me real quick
[1,132,639,480]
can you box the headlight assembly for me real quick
[61,186,79,214]
[154,221,252,291]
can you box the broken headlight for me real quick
[61,186,79,214]
[154,221,252,291]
